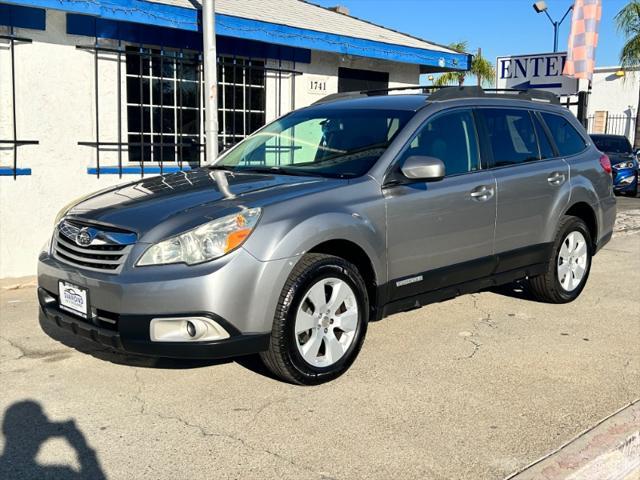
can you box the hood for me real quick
[65,168,344,241]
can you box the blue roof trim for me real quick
[88,166,192,175]
[0,3,45,30]
[216,15,468,70]
[4,0,196,29]
[0,167,32,176]
[3,0,468,69]
[67,13,311,62]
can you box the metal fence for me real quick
[587,114,636,140]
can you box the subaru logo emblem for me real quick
[75,228,93,247]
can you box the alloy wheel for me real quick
[294,277,358,368]
[557,231,589,292]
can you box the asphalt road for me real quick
[1,198,639,480]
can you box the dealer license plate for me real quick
[58,281,89,318]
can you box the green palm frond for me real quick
[471,54,495,86]
[616,1,640,68]
[433,41,495,87]
[434,72,466,87]
[447,41,469,53]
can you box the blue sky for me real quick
[310,0,627,68]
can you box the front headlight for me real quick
[614,161,635,169]
[137,208,261,266]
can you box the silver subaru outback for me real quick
[38,87,616,385]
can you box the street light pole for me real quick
[202,0,218,164]
[533,2,573,53]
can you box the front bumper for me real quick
[613,169,638,192]
[38,289,269,358]
[38,246,297,358]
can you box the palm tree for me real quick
[434,41,495,87]
[615,1,640,149]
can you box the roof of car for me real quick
[310,86,564,112]
[307,94,431,112]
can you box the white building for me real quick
[586,66,640,143]
[0,0,469,278]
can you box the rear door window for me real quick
[477,108,539,167]
[540,112,587,157]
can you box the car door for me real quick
[384,108,497,302]
[476,107,571,269]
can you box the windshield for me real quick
[214,108,414,178]
[591,135,632,154]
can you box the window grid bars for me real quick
[77,43,302,177]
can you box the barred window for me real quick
[217,57,266,149]
[124,48,266,164]
[125,47,202,165]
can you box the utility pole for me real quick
[477,48,481,87]
[202,0,218,164]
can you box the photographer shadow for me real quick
[0,400,106,480]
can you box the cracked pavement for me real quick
[0,197,639,479]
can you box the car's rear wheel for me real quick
[528,216,592,303]
[260,253,368,385]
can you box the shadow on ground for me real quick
[0,400,106,480]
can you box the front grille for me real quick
[53,220,136,273]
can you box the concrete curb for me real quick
[506,399,640,479]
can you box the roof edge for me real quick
[2,0,470,69]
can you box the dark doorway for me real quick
[338,67,389,93]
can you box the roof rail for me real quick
[427,86,560,104]
[312,85,560,106]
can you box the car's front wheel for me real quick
[528,216,593,303]
[260,253,368,385]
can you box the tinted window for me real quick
[541,113,587,156]
[400,109,480,176]
[479,109,539,166]
[590,135,632,154]
[533,114,555,159]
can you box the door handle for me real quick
[470,185,494,201]
[547,171,566,185]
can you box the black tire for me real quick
[260,253,369,385]
[528,216,593,303]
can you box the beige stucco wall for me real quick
[586,67,639,143]
[0,9,420,278]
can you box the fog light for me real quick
[150,317,230,342]
[186,321,197,337]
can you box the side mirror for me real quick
[634,148,640,157]
[401,156,445,181]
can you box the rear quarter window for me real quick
[541,112,587,157]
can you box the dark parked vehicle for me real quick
[590,134,638,197]
[39,86,616,384]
